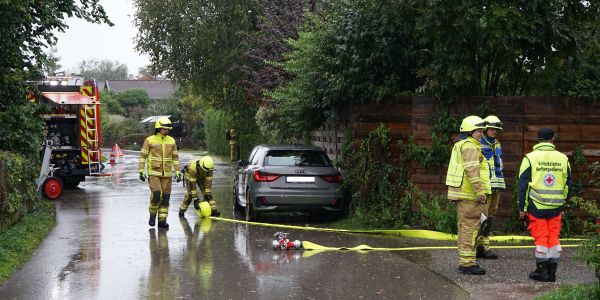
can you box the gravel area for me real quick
[403,245,599,299]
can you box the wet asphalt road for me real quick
[0,152,468,300]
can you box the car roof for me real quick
[255,144,326,151]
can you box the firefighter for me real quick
[227,128,239,162]
[517,127,571,282]
[139,117,181,229]
[446,115,491,275]
[476,115,506,259]
[179,156,220,217]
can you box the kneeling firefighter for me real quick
[139,117,181,229]
[179,156,220,217]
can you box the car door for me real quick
[238,147,261,203]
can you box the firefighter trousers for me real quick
[456,200,485,267]
[180,178,217,212]
[478,191,500,251]
[528,214,562,262]
[230,142,238,162]
[148,176,172,222]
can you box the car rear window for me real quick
[264,150,332,167]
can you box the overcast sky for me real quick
[54,0,149,76]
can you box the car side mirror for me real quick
[238,160,249,167]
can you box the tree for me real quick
[0,1,112,110]
[113,89,150,117]
[0,1,111,156]
[133,0,259,116]
[78,58,128,82]
[40,47,62,76]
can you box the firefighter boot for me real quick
[529,261,550,282]
[157,221,169,229]
[458,265,486,275]
[149,214,157,227]
[476,245,498,259]
[548,262,558,282]
[211,209,221,217]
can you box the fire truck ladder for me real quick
[84,104,101,175]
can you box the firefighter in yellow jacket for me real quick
[227,128,239,162]
[446,115,491,275]
[179,156,220,217]
[139,117,181,229]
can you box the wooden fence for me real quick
[311,96,600,219]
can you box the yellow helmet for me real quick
[460,116,486,132]
[199,156,214,172]
[483,115,503,130]
[197,201,212,218]
[155,117,172,129]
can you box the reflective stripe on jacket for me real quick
[446,136,491,201]
[480,136,506,189]
[138,133,180,177]
[184,158,213,195]
[519,143,570,210]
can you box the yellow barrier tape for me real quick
[211,216,584,242]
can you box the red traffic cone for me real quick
[109,153,116,165]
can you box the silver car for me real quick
[233,144,349,221]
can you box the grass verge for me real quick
[536,283,600,300]
[0,203,55,285]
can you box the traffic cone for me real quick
[113,143,124,157]
[109,153,116,165]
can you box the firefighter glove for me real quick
[175,172,182,183]
[204,194,212,201]
[139,172,146,182]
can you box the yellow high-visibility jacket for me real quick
[229,129,238,145]
[519,143,570,211]
[446,136,491,201]
[138,133,180,177]
[184,158,213,196]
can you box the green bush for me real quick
[415,188,457,234]
[337,124,415,228]
[0,104,45,157]
[203,108,232,157]
[0,151,39,228]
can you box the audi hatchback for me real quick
[233,144,348,221]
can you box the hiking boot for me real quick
[157,221,169,229]
[148,214,157,227]
[476,246,498,259]
[458,265,486,275]
[211,209,221,217]
[178,209,186,217]
[529,261,550,282]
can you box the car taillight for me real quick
[320,173,342,183]
[253,170,280,182]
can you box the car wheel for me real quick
[245,188,258,222]
[233,185,243,212]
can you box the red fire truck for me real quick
[31,75,105,199]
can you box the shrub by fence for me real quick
[0,151,40,231]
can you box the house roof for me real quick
[103,80,175,99]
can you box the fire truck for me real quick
[31,75,105,200]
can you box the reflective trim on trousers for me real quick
[535,245,549,259]
[548,245,562,259]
